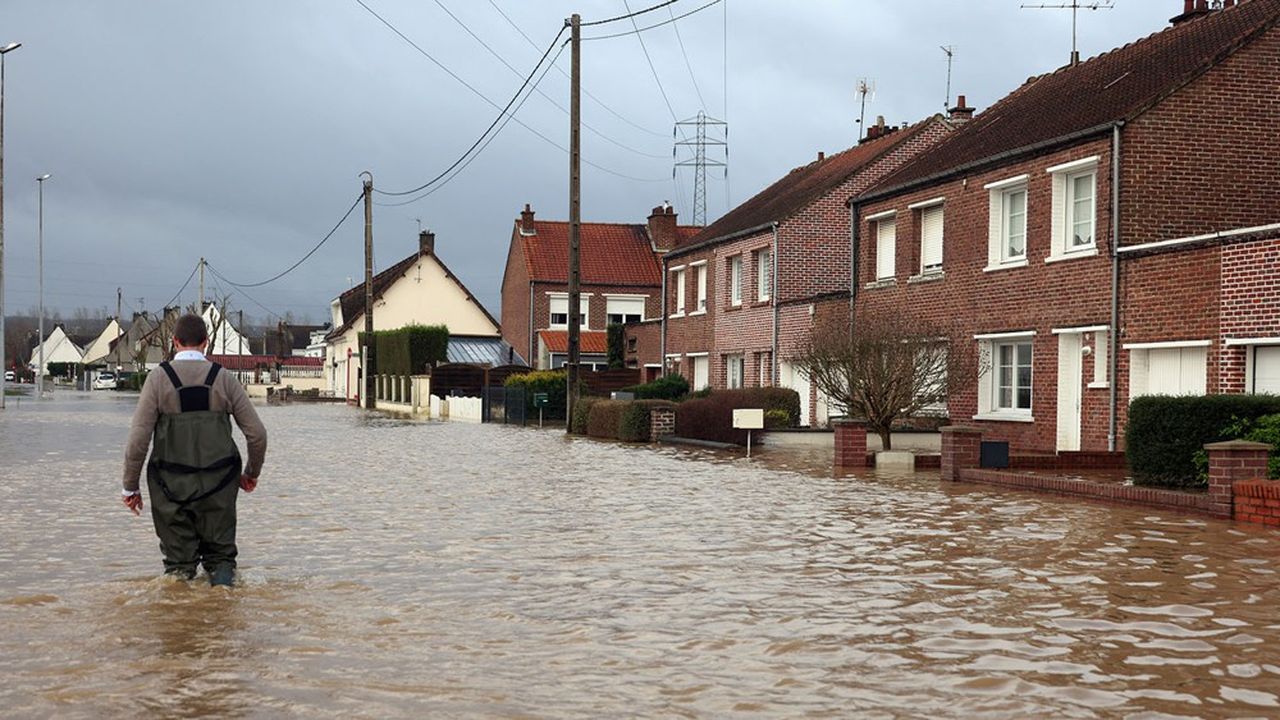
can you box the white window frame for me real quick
[984,174,1029,271]
[692,261,708,314]
[1052,324,1110,388]
[547,292,590,330]
[756,248,772,302]
[1225,337,1280,394]
[974,331,1035,422]
[1047,156,1099,262]
[605,294,646,326]
[873,215,896,281]
[674,268,687,316]
[729,255,743,306]
[1124,340,1210,399]
[726,354,745,389]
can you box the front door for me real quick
[1056,333,1082,452]
[779,362,812,427]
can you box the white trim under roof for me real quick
[865,209,897,222]
[907,196,945,210]
[688,259,708,267]
[684,351,709,358]
[1116,222,1280,256]
[973,330,1036,341]
[1122,339,1211,350]
[983,174,1029,191]
[644,363,662,368]
[603,292,648,299]
[667,264,687,272]
[1045,155,1100,174]
[664,353,683,359]
[545,291,594,297]
[1224,336,1280,346]
[1051,324,1109,335]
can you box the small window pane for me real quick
[1070,173,1095,248]
[1005,189,1026,258]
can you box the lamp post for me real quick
[0,41,21,409]
[36,173,48,395]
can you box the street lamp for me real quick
[0,41,20,409]
[36,173,49,396]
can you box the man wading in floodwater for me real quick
[121,313,267,586]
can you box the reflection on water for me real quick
[2,393,1279,718]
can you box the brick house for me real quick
[500,203,697,370]
[656,115,955,425]
[851,0,1280,453]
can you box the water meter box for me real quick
[980,441,1010,469]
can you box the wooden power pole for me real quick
[361,172,376,410]
[566,12,582,429]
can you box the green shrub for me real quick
[47,362,80,379]
[1127,394,1280,487]
[623,374,689,401]
[358,324,449,376]
[764,408,791,429]
[1212,413,1280,480]
[571,396,601,435]
[619,399,677,442]
[505,369,568,421]
[586,400,628,439]
[607,323,625,369]
[675,387,801,445]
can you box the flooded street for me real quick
[3,394,1280,718]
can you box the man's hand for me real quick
[239,475,258,493]
[123,493,143,516]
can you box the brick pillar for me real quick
[833,418,868,469]
[649,407,676,441]
[941,426,984,481]
[1204,440,1271,519]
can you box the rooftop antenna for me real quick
[414,217,422,233]
[854,78,876,131]
[1021,0,1114,66]
[940,46,955,110]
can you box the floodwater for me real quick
[2,394,1280,719]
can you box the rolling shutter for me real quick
[921,205,943,271]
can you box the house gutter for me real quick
[1108,122,1123,452]
[771,222,780,385]
[665,221,777,260]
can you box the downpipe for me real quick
[1108,122,1123,452]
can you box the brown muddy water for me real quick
[2,393,1280,718]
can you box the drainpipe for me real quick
[1108,121,1123,452]
[660,260,668,374]
[849,202,860,331]
[771,222,780,385]
[527,283,534,369]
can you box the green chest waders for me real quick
[146,361,243,580]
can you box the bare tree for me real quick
[791,308,980,450]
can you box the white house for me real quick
[326,231,509,401]
[202,304,251,355]
[81,318,124,366]
[28,325,85,374]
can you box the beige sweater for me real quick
[122,360,267,492]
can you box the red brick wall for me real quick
[623,319,662,370]
[715,229,777,387]
[1120,26,1280,247]
[1234,480,1280,527]
[856,138,1115,452]
[1220,237,1280,393]
[664,246,716,385]
[499,228,532,363]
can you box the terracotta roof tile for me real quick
[869,0,1280,196]
[680,118,940,248]
[519,221,675,286]
[538,329,608,354]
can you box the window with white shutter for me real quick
[920,205,944,273]
[875,218,896,280]
[1047,156,1099,261]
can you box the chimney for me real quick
[1171,0,1218,25]
[519,203,536,236]
[948,94,975,123]
[860,116,890,144]
[418,229,435,255]
[648,202,679,251]
[817,151,825,162]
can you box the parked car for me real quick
[93,371,117,390]
[3,370,13,382]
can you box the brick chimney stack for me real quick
[647,202,679,251]
[948,95,975,124]
[1171,0,1228,25]
[861,116,899,144]
[419,229,435,255]
[519,203,536,236]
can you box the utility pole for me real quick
[238,309,244,357]
[36,173,48,396]
[566,12,582,429]
[0,42,21,409]
[198,257,205,313]
[116,287,122,372]
[361,171,375,410]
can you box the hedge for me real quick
[1126,394,1280,487]
[607,323,625,369]
[586,400,628,439]
[620,399,677,442]
[505,369,568,420]
[623,374,689,401]
[571,396,601,434]
[358,324,449,377]
[675,387,801,445]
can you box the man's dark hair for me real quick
[173,314,208,347]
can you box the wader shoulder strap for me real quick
[160,361,183,391]
[204,363,221,387]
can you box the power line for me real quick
[432,0,667,160]
[214,193,363,288]
[581,0,679,27]
[355,0,667,193]
[583,0,723,42]
[487,0,668,140]
[160,262,200,310]
[667,4,707,111]
[205,263,281,321]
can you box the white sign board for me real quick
[732,408,765,430]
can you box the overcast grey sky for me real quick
[3,0,1176,326]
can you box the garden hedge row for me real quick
[622,374,689,401]
[358,324,449,376]
[582,398,676,442]
[506,369,570,421]
[675,387,800,445]
[1126,394,1280,486]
